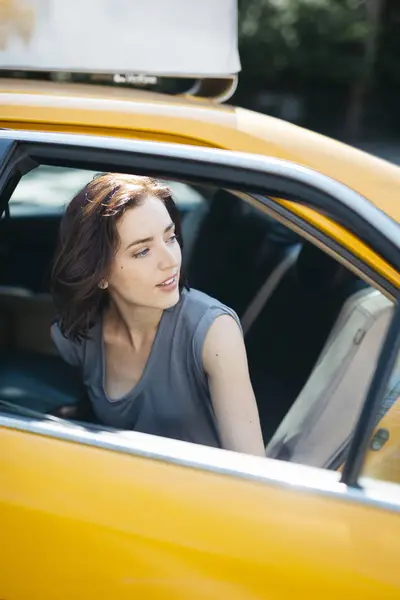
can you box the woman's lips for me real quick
[156,274,178,292]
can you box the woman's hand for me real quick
[202,315,265,457]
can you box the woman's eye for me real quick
[167,234,177,244]
[133,248,149,258]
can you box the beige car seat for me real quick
[266,288,394,468]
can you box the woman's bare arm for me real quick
[202,315,265,456]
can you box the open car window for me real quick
[0,131,399,497]
[0,164,393,480]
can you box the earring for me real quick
[99,280,108,290]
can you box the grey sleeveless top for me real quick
[51,288,241,448]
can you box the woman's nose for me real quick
[159,244,179,270]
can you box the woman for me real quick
[51,173,265,456]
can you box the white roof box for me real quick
[0,0,240,78]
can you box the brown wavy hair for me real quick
[51,173,187,341]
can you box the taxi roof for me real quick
[2,78,400,224]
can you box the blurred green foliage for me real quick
[238,0,369,85]
[236,1,400,138]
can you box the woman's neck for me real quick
[104,296,163,351]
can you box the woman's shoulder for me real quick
[175,289,242,376]
[178,288,241,331]
[50,320,81,367]
[181,287,232,313]
[50,318,99,367]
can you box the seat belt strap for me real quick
[242,244,301,337]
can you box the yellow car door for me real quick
[0,131,399,600]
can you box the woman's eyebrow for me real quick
[126,222,174,250]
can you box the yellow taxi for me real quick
[0,2,399,599]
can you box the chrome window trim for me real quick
[359,476,400,503]
[1,413,399,513]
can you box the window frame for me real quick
[0,129,400,503]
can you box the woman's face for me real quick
[107,196,182,310]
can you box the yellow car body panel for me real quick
[1,425,399,600]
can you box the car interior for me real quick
[0,166,395,469]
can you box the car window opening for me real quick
[0,166,395,475]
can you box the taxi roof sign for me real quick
[0,0,241,78]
